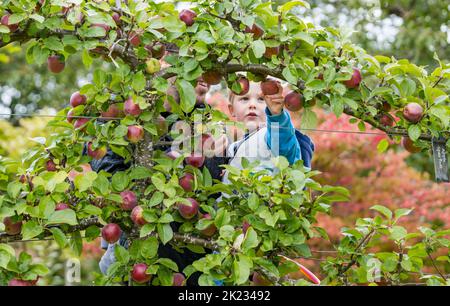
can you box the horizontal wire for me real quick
[0,112,398,137]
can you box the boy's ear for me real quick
[228,103,234,118]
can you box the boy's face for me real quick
[229,82,266,131]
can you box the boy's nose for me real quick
[248,98,257,109]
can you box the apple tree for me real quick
[0,0,449,286]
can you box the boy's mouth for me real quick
[246,112,258,119]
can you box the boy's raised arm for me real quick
[263,84,301,164]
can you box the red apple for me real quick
[128,31,141,47]
[179,9,197,26]
[67,109,76,123]
[47,55,65,74]
[87,142,107,160]
[244,24,264,39]
[127,125,144,143]
[403,102,423,123]
[131,206,147,226]
[8,279,34,286]
[179,173,195,192]
[232,77,250,95]
[124,97,142,117]
[251,272,271,286]
[1,15,19,32]
[3,217,22,235]
[284,91,304,112]
[112,12,121,25]
[242,220,250,234]
[173,273,186,286]
[185,155,205,168]
[402,137,421,153]
[73,118,90,130]
[382,101,391,112]
[46,160,57,171]
[68,163,92,182]
[202,70,222,85]
[101,223,121,244]
[177,198,199,219]
[380,114,394,127]
[131,263,152,283]
[261,80,279,95]
[70,91,87,107]
[101,104,122,120]
[120,190,137,211]
[55,203,69,211]
[199,213,216,237]
[264,46,280,59]
[19,174,27,184]
[343,68,362,89]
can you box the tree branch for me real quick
[0,217,101,243]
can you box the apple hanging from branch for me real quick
[101,223,121,244]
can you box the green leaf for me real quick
[377,139,389,153]
[233,254,252,285]
[21,221,43,240]
[93,174,110,196]
[141,237,158,258]
[140,223,155,238]
[50,228,68,248]
[132,71,146,92]
[82,49,93,68]
[129,167,152,180]
[408,125,421,141]
[8,13,27,24]
[158,258,179,272]
[330,95,344,117]
[44,37,64,51]
[111,172,129,192]
[157,223,173,245]
[252,40,266,58]
[176,79,196,114]
[114,245,130,264]
[370,205,392,220]
[390,226,407,241]
[278,1,310,13]
[0,250,11,269]
[242,228,259,252]
[247,193,259,211]
[0,25,10,33]
[282,67,297,84]
[149,191,164,207]
[30,14,45,23]
[301,108,318,129]
[29,264,49,276]
[394,208,413,222]
[46,209,78,226]
[74,171,97,192]
[7,182,22,199]
[85,225,101,242]
[157,265,173,286]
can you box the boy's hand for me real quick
[263,82,284,115]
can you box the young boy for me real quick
[222,80,314,184]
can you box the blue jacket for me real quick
[235,108,314,167]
